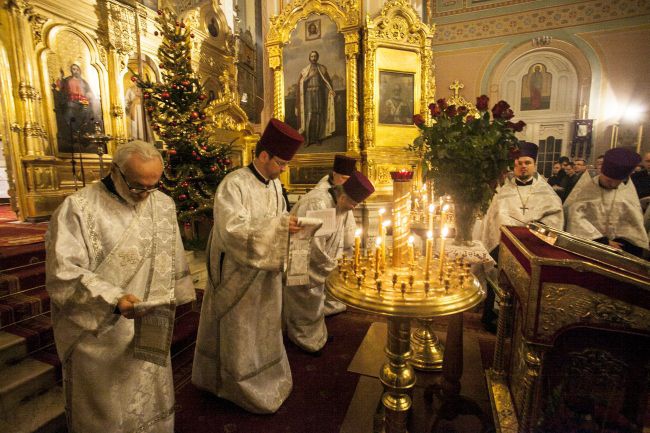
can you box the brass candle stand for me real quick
[326,252,484,433]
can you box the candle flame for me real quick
[355,228,362,236]
[375,237,382,246]
[428,204,435,213]
[441,225,449,238]
[427,231,433,239]
[407,235,414,245]
[382,220,391,227]
[379,208,385,215]
[442,204,450,212]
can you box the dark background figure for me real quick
[379,83,412,124]
[632,151,650,209]
[559,161,579,202]
[296,50,336,146]
[52,63,103,153]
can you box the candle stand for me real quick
[326,171,484,433]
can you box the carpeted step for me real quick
[0,385,65,433]
[3,314,53,354]
[0,357,58,420]
[0,242,45,273]
[171,310,199,357]
[0,286,50,328]
[0,331,28,370]
[0,263,46,297]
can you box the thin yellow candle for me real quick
[428,204,435,234]
[381,220,391,270]
[354,228,362,271]
[425,230,433,281]
[441,203,450,228]
[439,225,449,281]
[374,236,382,275]
[378,208,385,233]
[407,235,415,268]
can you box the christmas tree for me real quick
[133,8,231,228]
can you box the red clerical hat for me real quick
[259,118,304,161]
[602,147,641,180]
[333,155,357,176]
[343,171,375,203]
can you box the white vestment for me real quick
[564,176,648,249]
[314,175,354,315]
[563,171,592,208]
[284,186,354,352]
[480,174,564,253]
[297,64,336,139]
[46,182,195,433]
[192,166,292,414]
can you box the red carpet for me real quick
[0,204,17,222]
[0,223,47,247]
[174,310,376,433]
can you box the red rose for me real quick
[445,105,457,117]
[428,103,442,117]
[491,100,510,119]
[413,114,425,127]
[500,108,515,120]
[436,98,448,110]
[508,146,520,160]
[506,120,526,132]
[457,106,468,116]
[476,95,489,111]
[465,115,475,123]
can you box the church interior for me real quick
[1,1,649,432]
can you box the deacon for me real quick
[284,170,375,354]
[45,140,195,433]
[314,154,358,316]
[565,147,648,257]
[192,118,304,414]
[479,142,563,330]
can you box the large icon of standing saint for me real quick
[296,50,336,146]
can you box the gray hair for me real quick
[113,140,163,170]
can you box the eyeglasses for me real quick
[271,157,289,168]
[118,168,159,194]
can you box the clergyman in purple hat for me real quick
[565,147,648,257]
[193,118,305,414]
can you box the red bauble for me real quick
[161,92,170,99]
[224,159,231,165]
[143,93,150,99]
[182,80,190,86]
[190,111,199,119]
[159,63,164,69]
[171,84,178,89]
[181,181,189,187]
[157,9,163,15]
[130,76,137,82]
[197,126,204,132]
[201,146,207,150]
[198,94,206,100]
[179,194,187,200]
[154,31,159,36]
[210,166,216,172]
[196,157,201,161]
[200,114,206,120]
[168,149,177,155]
[147,106,154,112]
[190,33,195,38]
[191,151,197,156]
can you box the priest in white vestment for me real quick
[284,170,375,353]
[479,142,564,329]
[313,155,358,316]
[565,147,648,257]
[46,140,195,433]
[480,142,564,255]
[192,118,304,414]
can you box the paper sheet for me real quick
[286,217,323,286]
[306,208,336,237]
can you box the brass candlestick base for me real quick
[409,318,444,371]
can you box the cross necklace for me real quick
[598,178,618,238]
[515,183,533,214]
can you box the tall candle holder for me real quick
[326,171,484,433]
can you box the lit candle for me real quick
[428,203,435,234]
[425,230,433,281]
[439,225,449,281]
[407,235,414,268]
[374,236,381,276]
[378,208,385,234]
[354,228,362,271]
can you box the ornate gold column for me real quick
[5,0,49,157]
[344,31,360,154]
[520,344,543,433]
[267,44,284,121]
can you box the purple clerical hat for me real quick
[601,147,641,180]
[342,171,375,203]
[333,155,357,176]
[259,118,304,161]
[518,141,538,160]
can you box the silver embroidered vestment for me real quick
[45,182,195,433]
[192,166,292,414]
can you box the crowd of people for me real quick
[45,117,648,431]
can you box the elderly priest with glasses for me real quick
[45,140,196,433]
[192,118,305,414]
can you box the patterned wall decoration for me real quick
[432,0,650,45]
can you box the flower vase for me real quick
[452,199,477,246]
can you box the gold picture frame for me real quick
[363,0,435,195]
[266,0,361,193]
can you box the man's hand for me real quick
[117,294,148,319]
[288,215,303,234]
[608,240,624,250]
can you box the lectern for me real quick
[487,226,650,433]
